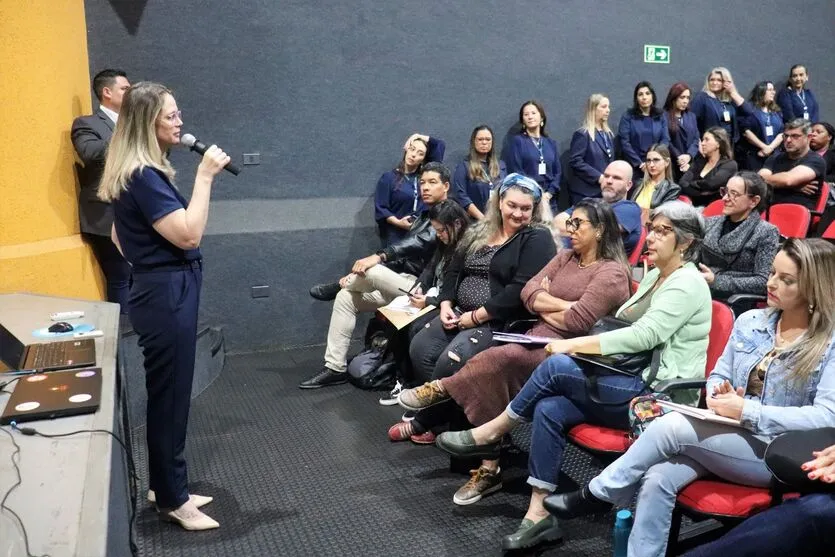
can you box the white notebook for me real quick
[656,400,744,428]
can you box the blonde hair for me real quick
[702,67,733,103]
[98,82,176,202]
[579,93,612,137]
[779,239,835,381]
[459,185,553,255]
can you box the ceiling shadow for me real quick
[107,0,149,35]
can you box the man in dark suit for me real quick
[72,69,132,312]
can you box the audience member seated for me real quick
[737,81,784,171]
[394,199,631,500]
[378,200,471,407]
[568,93,615,203]
[374,133,445,246]
[683,432,835,557]
[680,127,738,206]
[301,162,451,389]
[629,144,681,221]
[390,174,556,443]
[617,81,670,181]
[554,161,642,255]
[664,81,700,180]
[434,201,711,551]
[452,125,506,220]
[776,64,819,123]
[698,172,780,300]
[760,119,826,210]
[546,238,835,557]
[505,100,561,213]
[809,121,835,182]
[689,67,750,145]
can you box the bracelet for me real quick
[471,311,481,326]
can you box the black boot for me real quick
[299,367,348,389]
[543,485,613,519]
[309,282,341,301]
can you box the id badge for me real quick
[538,162,547,175]
[723,110,731,122]
[765,125,774,137]
[804,111,810,120]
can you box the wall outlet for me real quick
[251,285,270,298]
[242,153,261,165]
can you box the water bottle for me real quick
[613,508,633,557]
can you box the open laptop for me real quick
[0,323,96,372]
[0,367,102,425]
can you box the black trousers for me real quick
[129,262,202,509]
[84,233,131,313]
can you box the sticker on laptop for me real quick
[69,394,92,403]
[26,375,47,382]
[15,401,40,412]
[75,370,96,378]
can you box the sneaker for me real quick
[401,410,416,422]
[410,431,436,445]
[398,380,450,411]
[453,466,503,506]
[379,381,403,406]
[388,421,415,442]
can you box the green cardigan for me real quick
[599,262,711,402]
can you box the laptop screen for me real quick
[0,323,26,369]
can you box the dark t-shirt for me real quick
[113,166,202,270]
[764,150,826,208]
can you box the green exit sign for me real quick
[644,45,671,64]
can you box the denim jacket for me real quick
[706,309,835,439]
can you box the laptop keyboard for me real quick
[31,342,68,369]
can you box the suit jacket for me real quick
[568,129,614,199]
[71,109,115,236]
[701,213,780,298]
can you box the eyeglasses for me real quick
[719,187,754,201]
[645,157,665,164]
[565,217,591,232]
[784,133,806,141]
[645,223,675,238]
[162,110,182,123]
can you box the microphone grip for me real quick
[190,141,240,176]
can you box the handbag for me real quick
[764,428,835,493]
[571,316,661,406]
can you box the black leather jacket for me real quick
[378,210,436,277]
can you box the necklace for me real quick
[577,257,600,269]
[776,318,807,347]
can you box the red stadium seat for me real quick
[766,203,811,238]
[701,199,725,218]
[811,181,830,232]
[677,195,693,205]
[566,301,734,457]
[628,225,647,267]
[822,220,835,240]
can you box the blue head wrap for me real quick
[499,173,543,203]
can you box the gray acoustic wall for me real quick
[84,0,835,353]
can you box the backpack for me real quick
[627,393,671,445]
[346,326,397,391]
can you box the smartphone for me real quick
[397,288,417,298]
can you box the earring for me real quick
[596,232,602,240]
[809,304,815,314]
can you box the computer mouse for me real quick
[48,322,74,333]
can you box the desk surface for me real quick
[0,293,120,557]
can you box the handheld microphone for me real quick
[181,133,241,175]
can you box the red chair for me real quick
[567,301,735,456]
[701,199,725,218]
[766,203,811,238]
[822,220,835,240]
[677,195,693,205]
[628,225,647,267]
[810,182,830,232]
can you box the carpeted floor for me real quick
[131,347,623,557]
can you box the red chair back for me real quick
[677,195,693,205]
[767,203,811,238]
[812,182,830,231]
[706,301,734,376]
[822,220,835,240]
[628,226,647,266]
[702,199,725,218]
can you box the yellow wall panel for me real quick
[0,0,104,300]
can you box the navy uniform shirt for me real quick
[113,166,201,270]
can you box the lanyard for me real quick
[530,136,544,163]
[410,175,419,212]
[595,130,613,158]
[763,110,772,127]
[796,90,808,110]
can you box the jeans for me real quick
[408,315,494,384]
[589,412,772,557]
[507,354,647,491]
[683,493,835,557]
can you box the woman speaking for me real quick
[98,82,229,531]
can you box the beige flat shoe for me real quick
[148,490,213,508]
[162,500,219,531]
